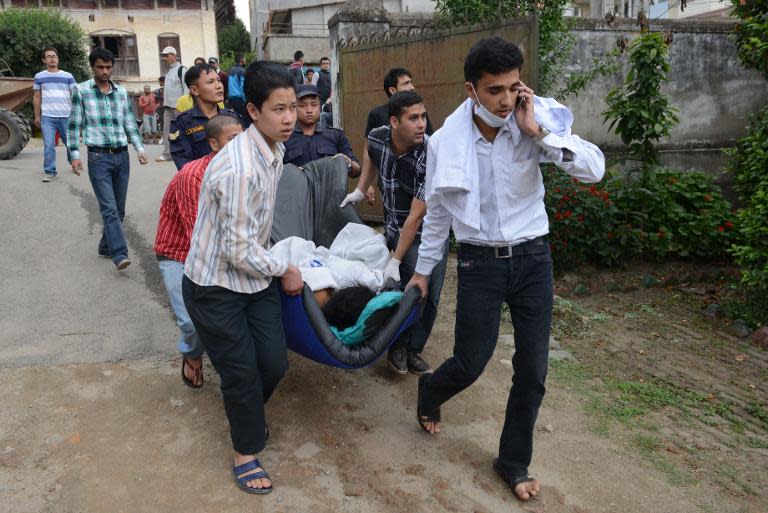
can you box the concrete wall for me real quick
[263,34,331,63]
[65,7,218,93]
[560,18,768,154]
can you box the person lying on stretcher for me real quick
[270,223,403,344]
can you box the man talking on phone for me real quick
[407,37,605,502]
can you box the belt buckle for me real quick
[494,245,511,258]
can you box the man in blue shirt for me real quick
[227,54,248,125]
[33,46,76,182]
[283,85,359,176]
[170,63,242,170]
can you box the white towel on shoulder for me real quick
[427,95,575,230]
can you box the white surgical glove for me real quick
[384,257,401,283]
[340,188,364,208]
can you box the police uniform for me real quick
[169,105,242,170]
[283,123,358,168]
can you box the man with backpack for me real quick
[157,46,187,162]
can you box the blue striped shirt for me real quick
[33,70,76,118]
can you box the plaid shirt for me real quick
[67,78,144,161]
[367,126,428,243]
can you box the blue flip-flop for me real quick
[233,459,273,495]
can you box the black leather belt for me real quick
[458,236,549,259]
[88,146,127,154]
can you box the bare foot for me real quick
[182,356,203,387]
[514,479,540,501]
[419,420,441,434]
[234,453,272,491]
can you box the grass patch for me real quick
[631,434,696,487]
[746,402,768,428]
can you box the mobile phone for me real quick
[516,95,524,110]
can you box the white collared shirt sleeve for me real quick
[536,132,605,183]
[415,138,453,276]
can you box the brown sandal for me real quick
[181,356,203,389]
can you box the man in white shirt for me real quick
[157,46,187,162]
[407,37,605,502]
[33,46,76,182]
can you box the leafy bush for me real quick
[0,8,89,81]
[730,0,768,80]
[544,167,624,268]
[726,105,768,290]
[602,32,679,173]
[545,169,735,269]
[610,171,736,260]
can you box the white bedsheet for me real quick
[270,223,390,291]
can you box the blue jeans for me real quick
[87,150,130,264]
[158,259,204,358]
[420,239,553,479]
[389,235,448,354]
[41,115,70,175]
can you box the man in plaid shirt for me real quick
[154,114,243,388]
[67,47,148,271]
[341,91,448,375]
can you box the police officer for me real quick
[170,63,242,170]
[283,84,360,176]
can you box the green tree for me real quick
[602,32,678,176]
[0,8,89,81]
[218,18,251,58]
[730,0,768,80]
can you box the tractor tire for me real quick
[0,108,31,160]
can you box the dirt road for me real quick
[1,146,762,513]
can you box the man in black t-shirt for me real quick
[364,67,434,138]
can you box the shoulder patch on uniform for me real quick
[169,130,180,141]
[184,125,205,136]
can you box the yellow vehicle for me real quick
[0,59,33,160]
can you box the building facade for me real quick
[254,0,437,64]
[0,0,222,92]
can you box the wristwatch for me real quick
[533,123,550,141]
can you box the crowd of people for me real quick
[32,37,605,501]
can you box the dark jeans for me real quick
[182,277,287,455]
[420,239,553,478]
[388,235,448,354]
[87,150,130,264]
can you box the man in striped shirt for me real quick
[154,114,243,389]
[33,47,76,182]
[67,47,148,271]
[182,61,303,495]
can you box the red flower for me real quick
[577,215,585,224]
[725,220,734,228]
[717,226,725,232]
[607,232,615,239]
[703,194,713,202]
[564,210,572,218]
[555,212,563,221]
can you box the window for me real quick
[101,0,119,7]
[157,34,180,75]
[157,0,174,7]
[91,34,139,78]
[123,0,155,8]
[176,0,201,9]
[65,0,99,7]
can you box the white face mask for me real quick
[470,83,509,128]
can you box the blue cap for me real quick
[296,84,319,99]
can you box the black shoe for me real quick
[387,344,408,375]
[407,351,431,375]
